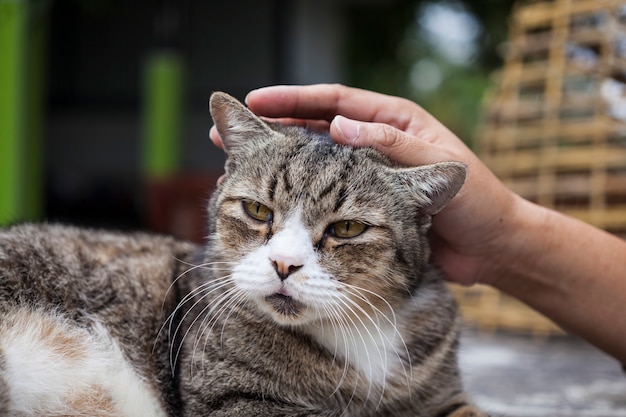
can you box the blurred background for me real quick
[3,1,626,414]
[0,0,512,237]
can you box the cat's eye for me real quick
[242,200,273,222]
[328,220,367,239]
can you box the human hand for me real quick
[210,84,525,286]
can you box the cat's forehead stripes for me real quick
[263,139,362,215]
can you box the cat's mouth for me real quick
[264,293,304,317]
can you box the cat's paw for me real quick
[437,403,492,417]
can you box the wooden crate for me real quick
[479,0,626,231]
[450,284,564,337]
[461,0,626,335]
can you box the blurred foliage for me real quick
[346,0,514,146]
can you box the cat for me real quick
[0,92,490,416]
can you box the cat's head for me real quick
[208,92,466,328]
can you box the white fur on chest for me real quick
[0,309,166,417]
[305,313,409,386]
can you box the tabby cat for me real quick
[0,92,490,416]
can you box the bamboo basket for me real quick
[458,0,626,336]
[450,284,564,337]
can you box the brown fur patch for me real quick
[2,309,89,361]
[65,385,118,417]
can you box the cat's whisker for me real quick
[320,303,352,399]
[338,282,399,328]
[177,276,237,324]
[315,290,379,404]
[173,259,236,283]
[177,276,235,312]
[170,292,217,374]
[191,286,245,374]
[339,283,412,361]
[340,284,411,358]
[157,281,218,366]
[158,276,235,353]
[169,276,238,373]
[178,287,237,376]
[322,304,363,417]
[160,280,215,341]
[316,307,338,365]
[339,285,413,393]
[193,285,244,358]
[339,291,414,410]
[323,295,377,413]
[161,258,237,312]
[334,294,385,408]
[204,291,249,372]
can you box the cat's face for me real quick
[209,93,466,328]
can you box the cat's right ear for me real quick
[209,92,273,159]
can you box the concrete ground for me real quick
[458,331,626,417]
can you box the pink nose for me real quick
[269,254,303,281]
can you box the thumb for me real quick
[330,115,446,167]
[209,125,224,149]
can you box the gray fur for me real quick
[0,92,490,416]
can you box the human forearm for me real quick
[490,196,626,364]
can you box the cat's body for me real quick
[0,93,489,416]
[0,225,195,416]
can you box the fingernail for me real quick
[244,88,261,105]
[244,92,253,105]
[334,115,360,142]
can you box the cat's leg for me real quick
[203,396,339,417]
[432,393,491,417]
[204,397,280,416]
[442,404,490,417]
[434,403,491,417]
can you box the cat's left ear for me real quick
[209,91,273,158]
[392,162,467,218]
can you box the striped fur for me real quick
[0,92,492,416]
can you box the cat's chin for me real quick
[261,293,311,325]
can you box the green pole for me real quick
[0,0,26,226]
[142,52,184,178]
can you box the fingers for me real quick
[245,84,420,130]
[209,118,332,150]
[219,83,479,172]
[245,84,343,120]
[209,125,224,149]
[264,118,331,133]
[330,115,456,167]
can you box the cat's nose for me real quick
[270,254,303,281]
